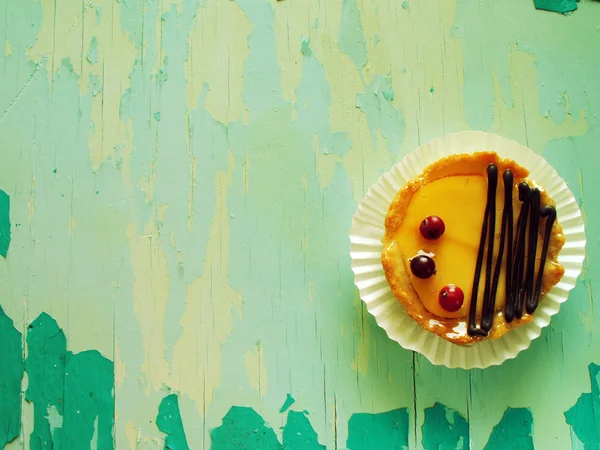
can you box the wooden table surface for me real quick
[1,0,599,448]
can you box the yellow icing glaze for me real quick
[395,175,520,319]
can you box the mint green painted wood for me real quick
[0,0,598,448]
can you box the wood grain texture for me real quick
[0,0,599,448]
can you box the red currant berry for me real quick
[438,285,464,312]
[409,255,436,279]
[419,215,445,240]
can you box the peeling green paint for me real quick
[0,190,10,258]
[89,73,103,97]
[0,306,23,448]
[2,0,42,66]
[25,313,114,450]
[534,0,578,13]
[338,0,368,69]
[279,393,296,413]
[207,402,544,450]
[211,406,325,450]
[483,408,534,450]
[300,37,312,57]
[282,411,325,450]
[95,5,103,26]
[565,364,600,449]
[155,2,230,364]
[157,394,190,450]
[422,403,469,450]
[222,4,359,440]
[347,409,409,450]
[356,75,405,155]
[60,57,74,73]
[297,38,351,157]
[1,0,599,448]
[86,37,98,65]
[452,0,516,130]
[451,11,495,130]
[211,406,282,450]
[235,0,282,117]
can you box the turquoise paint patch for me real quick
[95,5,102,25]
[565,363,600,448]
[0,306,24,448]
[534,0,578,13]
[87,37,98,64]
[3,0,42,55]
[0,190,10,258]
[347,409,409,450]
[25,313,114,450]
[296,38,351,157]
[89,74,103,97]
[422,403,469,450]
[483,408,534,450]
[279,393,296,413]
[61,57,74,73]
[235,0,283,117]
[300,36,312,56]
[157,394,190,450]
[211,406,282,450]
[338,0,368,69]
[356,75,405,155]
[282,411,325,450]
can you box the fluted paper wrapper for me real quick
[350,131,586,369]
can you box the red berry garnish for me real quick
[419,215,445,240]
[439,285,464,312]
[410,255,436,279]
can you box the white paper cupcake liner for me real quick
[350,131,586,369]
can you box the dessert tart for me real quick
[351,132,585,368]
[382,151,565,345]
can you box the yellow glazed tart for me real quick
[382,152,565,345]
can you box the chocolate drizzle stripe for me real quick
[504,171,516,323]
[525,189,541,308]
[528,205,557,314]
[481,165,498,327]
[483,170,513,332]
[466,165,557,337]
[512,183,531,320]
[467,164,498,337]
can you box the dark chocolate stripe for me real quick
[481,165,498,327]
[483,169,513,332]
[467,164,498,337]
[466,168,556,335]
[512,183,531,319]
[528,205,557,314]
[525,189,541,308]
[504,171,516,323]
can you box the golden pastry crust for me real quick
[382,152,565,345]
